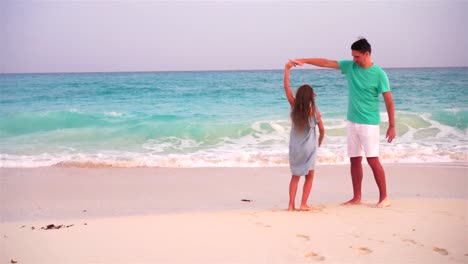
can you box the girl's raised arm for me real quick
[284,61,295,107]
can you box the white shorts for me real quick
[347,121,380,157]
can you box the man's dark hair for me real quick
[351,38,371,54]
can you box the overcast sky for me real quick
[1,0,467,73]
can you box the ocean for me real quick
[1,68,467,168]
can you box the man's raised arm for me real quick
[291,58,340,70]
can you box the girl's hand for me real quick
[285,61,295,69]
[289,59,304,66]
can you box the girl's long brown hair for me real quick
[291,84,316,132]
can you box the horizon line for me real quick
[1,66,467,75]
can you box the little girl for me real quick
[284,60,325,211]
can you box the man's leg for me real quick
[342,156,363,205]
[367,157,390,207]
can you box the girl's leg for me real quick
[288,175,300,211]
[300,170,315,210]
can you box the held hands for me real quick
[285,59,304,69]
[289,59,304,67]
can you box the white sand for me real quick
[1,163,467,263]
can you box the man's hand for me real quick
[289,59,304,67]
[386,126,396,143]
[382,92,395,143]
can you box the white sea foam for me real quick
[1,139,466,168]
[104,111,123,117]
[1,113,466,168]
[143,137,203,153]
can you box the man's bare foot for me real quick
[341,198,361,206]
[374,198,391,208]
[287,206,295,211]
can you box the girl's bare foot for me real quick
[299,205,319,211]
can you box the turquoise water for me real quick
[1,68,467,167]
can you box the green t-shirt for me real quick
[338,60,390,125]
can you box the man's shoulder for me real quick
[368,64,388,77]
[371,64,387,73]
[338,60,354,66]
[338,60,355,72]
[370,64,390,90]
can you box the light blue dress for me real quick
[289,110,319,176]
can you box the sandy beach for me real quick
[1,163,467,263]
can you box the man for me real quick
[291,38,395,208]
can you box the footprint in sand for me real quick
[351,246,372,255]
[297,205,326,213]
[433,210,451,216]
[296,234,310,241]
[367,237,385,243]
[241,212,259,217]
[253,222,271,228]
[432,247,449,256]
[394,234,424,247]
[401,238,424,247]
[304,251,326,261]
[311,205,326,212]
